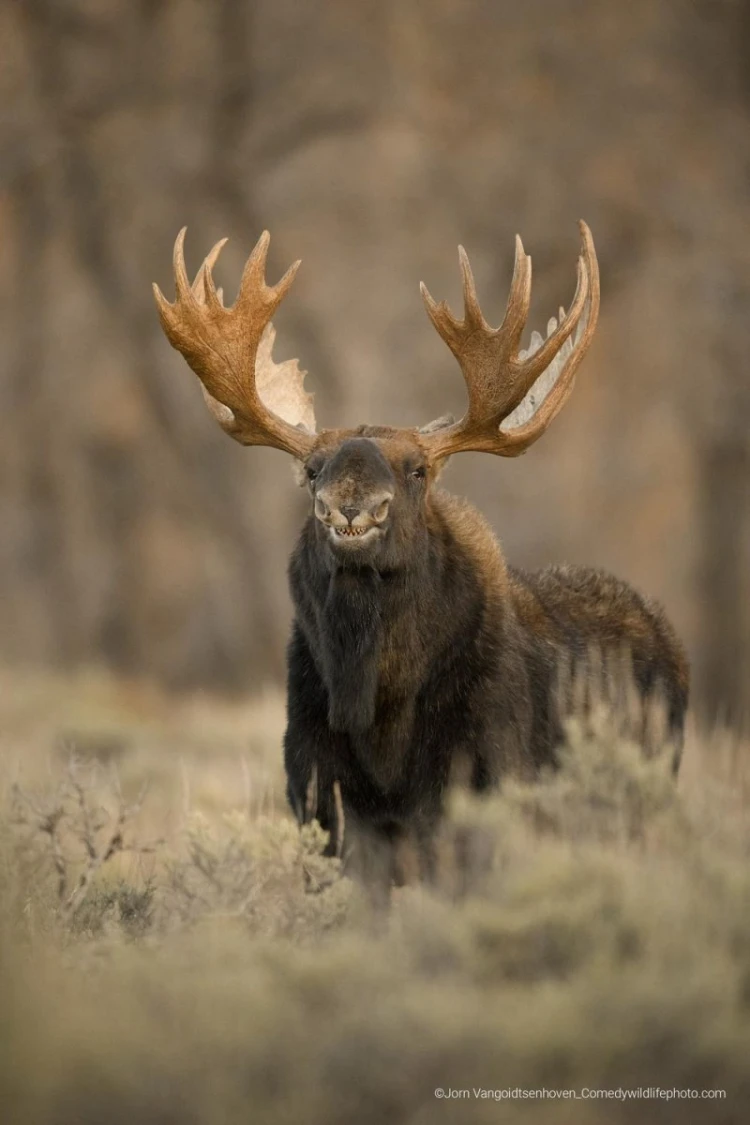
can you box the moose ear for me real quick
[419,415,455,478]
[290,459,308,487]
[418,413,456,435]
[431,455,451,480]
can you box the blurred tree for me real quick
[695,271,750,726]
[0,0,749,714]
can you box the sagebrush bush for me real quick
[496,707,686,844]
[163,812,354,939]
[2,691,750,1124]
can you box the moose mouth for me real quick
[329,525,383,547]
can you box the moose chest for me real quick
[294,565,442,789]
[314,568,427,710]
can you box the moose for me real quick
[154,222,689,888]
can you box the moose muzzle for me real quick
[314,488,393,545]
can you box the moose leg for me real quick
[414,817,439,885]
[337,815,394,910]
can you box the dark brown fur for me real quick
[283,428,689,889]
[154,224,664,892]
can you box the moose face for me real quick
[300,430,434,565]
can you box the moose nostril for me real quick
[340,506,361,524]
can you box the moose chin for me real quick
[154,221,689,898]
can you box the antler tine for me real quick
[189,235,238,436]
[237,228,271,307]
[201,239,228,308]
[495,253,589,424]
[237,230,301,314]
[153,228,317,459]
[419,281,464,356]
[497,234,532,351]
[517,251,587,383]
[171,226,191,300]
[420,243,510,354]
[495,221,599,455]
[191,238,228,305]
[419,221,600,459]
[457,246,489,331]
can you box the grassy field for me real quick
[1,666,749,1124]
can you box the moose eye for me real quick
[410,466,426,481]
[306,467,318,483]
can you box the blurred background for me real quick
[1,0,749,724]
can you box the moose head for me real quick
[153,223,599,570]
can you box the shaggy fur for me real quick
[283,430,689,887]
[153,225,680,891]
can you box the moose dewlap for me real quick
[154,222,689,892]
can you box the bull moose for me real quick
[154,222,689,887]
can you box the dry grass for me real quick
[1,666,749,1124]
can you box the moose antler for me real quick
[153,229,317,458]
[418,220,599,458]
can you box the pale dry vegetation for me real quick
[1,667,749,1124]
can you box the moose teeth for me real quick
[336,527,367,537]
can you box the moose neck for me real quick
[321,566,383,733]
[303,516,435,738]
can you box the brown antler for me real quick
[418,220,599,458]
[153,229,317,458]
